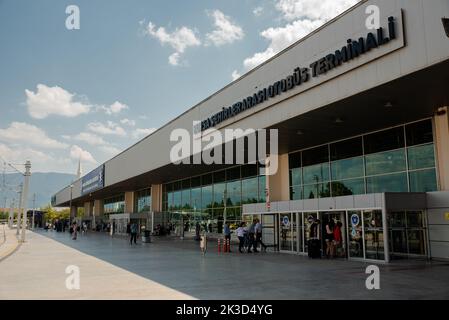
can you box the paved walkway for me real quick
[0,225,21,262]
[1,229,449,300]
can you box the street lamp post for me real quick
[69,184,74,225]
[8,198,14,228]
[20,160,31,242]
[223,187,227,229]
[32,193,36,230]
[16,183,22,236]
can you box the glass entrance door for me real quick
[320,212,347,258]
[279,213,299,253]
[388,211,427,259]
[346,210,385,261]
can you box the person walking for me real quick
[236,222,247,253]
[130,222,138,245]
[248,219,257,253]
[223,222,233,252]
[72,222,78,240]
[254,218,268,252]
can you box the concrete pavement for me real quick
[1,229,449,299]
[0,225,21,262]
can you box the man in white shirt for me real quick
[236,222,247,253]
[254,218,267,252]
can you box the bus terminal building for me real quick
[53,0,449,263]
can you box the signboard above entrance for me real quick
[198,10,405,133]
[81,164,105,195]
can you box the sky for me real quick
[0,0,359,174]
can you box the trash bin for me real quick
[142,230,151,243]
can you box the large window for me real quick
[104,194,125,215]
[134,188,151,213]
[162,164,266,226]
[288,119,437,199]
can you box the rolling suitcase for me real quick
[308,239,321,259]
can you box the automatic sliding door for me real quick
[280,213,293,251]
[347,211,364,258]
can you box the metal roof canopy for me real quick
[60,60,449,207]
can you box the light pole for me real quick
[69,184,74,225]
[20,160,31,242]
[223,187,227,229]
[32,193,36,230]
[8,198,14,228]
[16,183,22,236]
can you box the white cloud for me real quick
[275,0,358,21]
[132,128,157,139]
[70,145,97,164]
[73,132,108,146]
[25,84,91,119]
[100,101,129,115]
[234,0,359,74]
[0,143,71,173]
[205,10,244,46]
[243,19,324,70]
[87,121,127,137]
[99,145,122,156]
[120,118,136,127]
[145,22,201,66]
[231,70,241,81]
[253,6,264,17]
[0,122,68,149]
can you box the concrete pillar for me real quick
[93,199,104,216]
[125,192,134,213]
[268,153,290,202]
[434,107,449,191]
[83,201,94,217]
[70,206,77,220]
[151,184,162,212]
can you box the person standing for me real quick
[333,221,343,258]
[223,222,232,252]
[72,222,78,240]
[236,222,246,253]
[308,217,321,259]
[254,218,268,252]
[248,219,257,253]
[130,222,138,245]
[324,218,335,258]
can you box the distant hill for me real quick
[0,172,76,208]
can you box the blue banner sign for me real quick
[82,164,105,195]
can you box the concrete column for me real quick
[70,206,77,220]
[125,192,134,213]
[93,199,104,216]
[83,201,94,217]
[268,153,290,202]
[151,184,162,212]
[434,107,449,191]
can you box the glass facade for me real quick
[289,119,437,199]
[103,194,125,215]
[162,164,266,230]
[134,188,151,213]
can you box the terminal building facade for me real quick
[53,0,449,262]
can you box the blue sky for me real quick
[0,0,358,174]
